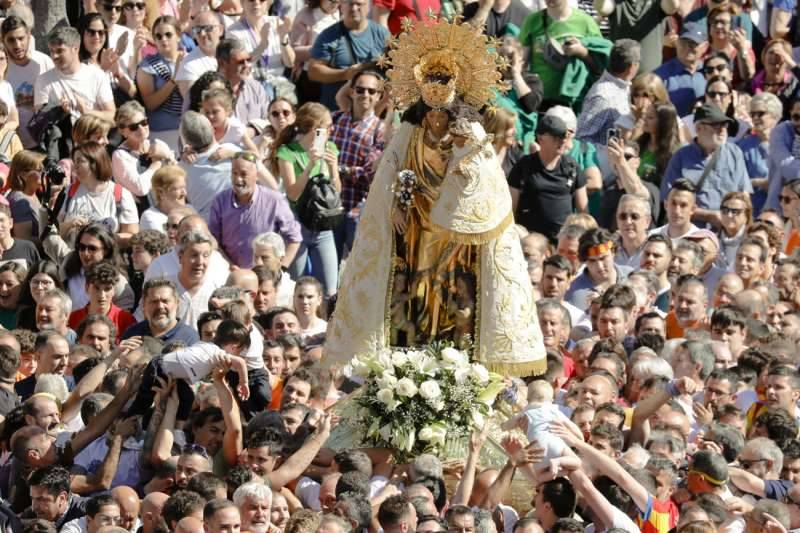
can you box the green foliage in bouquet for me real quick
[349,342,506,461]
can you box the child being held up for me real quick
[126,319,251,427]
[501,380,576,472]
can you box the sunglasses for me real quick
[707,90,730,98]
[193,25,218,35]
[164,222,180,230]
[720,206,744,216]
[704,64,727,74]
[124,118,149,131]
[779,195,795,204]
[103,3,123,11]
[182,443,209,459]
[618,212,641,221]
[270,109,292,118]
[86,28,107,37]
[750,110,768,118]
[354,86,379,95]
[233,151,258,163]
[154,31,175,40]
[79,243,102,253]
[123,1,146,9]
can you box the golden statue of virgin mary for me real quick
[325,17,546,376]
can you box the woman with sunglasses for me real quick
[112,100,176,210]
[705,5,755,88]
[79,13,137,103]
[62,222,135,312]
[256,98,296,164]
[272,102,340,298]
[136,15,184,152]
[752,39,799,116]
[123,0,159,70]
[15,260,63,331]
[716,191,752,270]
[7,150,46,242]
[684,76,750,142]
[100,0,136,74]
[737,92,782,217]
[290,0,340,104]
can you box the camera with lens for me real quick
[42,158,66,186]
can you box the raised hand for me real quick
[692,402,713,427]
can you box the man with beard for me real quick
[209,154,301,269]
[692,368,738,428]
[233,483,271,533]
[122,279,199,345]
[16,332,70,401]
[639,235,673,313]
[666,275,708,339]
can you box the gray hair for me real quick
[660,338,685,366]
[252,232,286,259]
[750,92,783,120]
[674,240,705,271]
[180,111,215,152]
[216,37,248,62]
[211,286,244,301]
[115,100,146,129]
[609,39,641,75]
[621,444,650,470]
[681,340,715,380]
[622,280,648,309]
[618,194,652,218]
[753,500,791,530]
[557,224,586,242]
[34,374,69,404]
[232,482,272,507]
[474,509,495,533]
[318,514,352,533]
[177,229,214,255]
[40,289,72,318]
[631,357,674,382]
[47,26,80,47]
[627,269,659,296]
[537,299,571,329]
[646,430,686,456]
[410,454,443,481]
[744,437,784,475]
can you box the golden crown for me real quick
[378,16,510,110]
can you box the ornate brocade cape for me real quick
[325,122,546,376]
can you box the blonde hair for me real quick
[202,88,234,113]
[527,380,554,404]
[221,299,252,326]
[115,100,146,128]
[631,73,670,105]
[72,114,112,146]
[483,107,516,140]
[563,213,599,232]
[151,165,186,204]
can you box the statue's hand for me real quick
[392,209,407,234]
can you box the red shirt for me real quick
[374,0,441,34]
[69,304,137,342]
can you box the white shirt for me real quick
[57,182,139,233]
[161,341,229,383]
[175,47,217,85]
[139,206,169,232]
[277,274,295,307]
[227,16,284,80]
[111,139,174,198]
[299,318,327,341]
[218,117,248,146]
[170,271,224,329]
[60,517,87,533]
[584,507,639,533]
[244,326,266,370]
[6,50,54,147]
[649,223,701,246]
[34,63,114,120]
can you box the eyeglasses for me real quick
[154,31,174,40]
[354,86,379,95]
[182,443,209,459]
[78,243,102,253]
[779,195,795,204]
[103,3,123,11]
[739,458,768,469]
[193,25,218,35]
[164,222,180,231]
[618,212,642,221]
[270,109,292,118]
[704,64,727,74]
[123,1,146,9]
[707,90,730,99]
[791,113,800,122]
[123,118,149,131]
[750,110,768,118]
[720,206,744,216]
[233,151,258,163]
[85,28,106,37]
[30,278,54,287]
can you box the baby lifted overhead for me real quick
[501,380,576,470]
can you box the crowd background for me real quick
[0,0,795,531]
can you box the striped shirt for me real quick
[138,53,182,116]
[330,110,385,212]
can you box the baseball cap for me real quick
[686,228,720,251]
[545,106,577,132]
[536,115,568,138]
[680,21,707,44]
[694,104,735,125]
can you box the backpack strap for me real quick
[113,183,123,220]
[0,130,15,156]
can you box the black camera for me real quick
[42,158,66,186]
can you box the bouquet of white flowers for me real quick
[349,343,506,460]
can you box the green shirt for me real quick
[519,9,602,102]
[276,140,340,179]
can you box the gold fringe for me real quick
[480,357,548,377]
[433,212,514,246]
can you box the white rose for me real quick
[470,363,490,384]
[419,380,442,400]
[471,410,485,428]
[351,358,371,378]
[377,351,393,371]
[454,367,470,383]
[391,351,409,367]
[428,424,448,446]
[376,388,395,406]
[396,377,418,397]
[377,374,398,390]
[418,426,434,441]
[440,347,467,366]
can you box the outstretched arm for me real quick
[267,414,332,490]
[451,425,488,506]
[213,367,244,467]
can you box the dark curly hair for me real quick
[188,71,233,113]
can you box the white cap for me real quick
[545,105,577,132]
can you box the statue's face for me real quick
[426,110,449,129]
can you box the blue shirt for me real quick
[661,141,751,210]
[766,120,800,213]
[653,58,706,117]
[736,133,768,216]
[311,21,390,109]
[565,264,633,312]
[121,320,200,345]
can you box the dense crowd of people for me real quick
[0,0,794,530]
